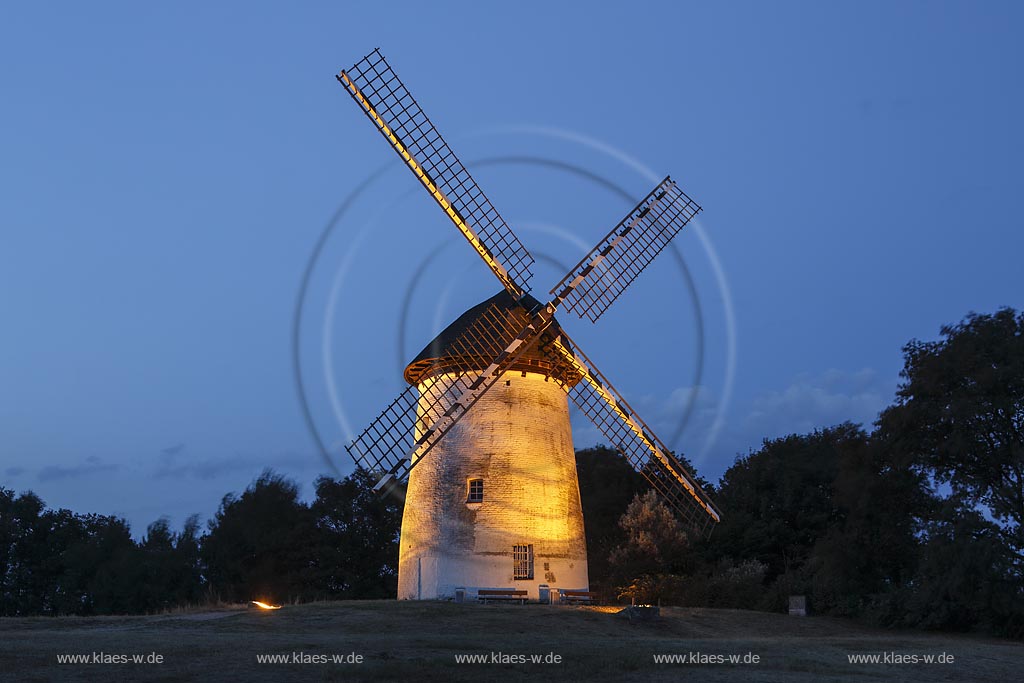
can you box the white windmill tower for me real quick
[337,49,721,601]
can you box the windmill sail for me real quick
[541,332,721,537]
[550,177,701,323]
[338,49,534,299]
[347,301,555,491]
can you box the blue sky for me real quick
[2,1,1021,535]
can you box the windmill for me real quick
[336,49,721,600]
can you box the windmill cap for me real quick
[403,291,580,386]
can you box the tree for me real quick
[709,423,930,614]
[311,469,403,599]
[610,490,689,578]
[202,470,318,604]
[713,425,857,580]
[137,516,204,611]
[76,514,142,615]
[171,515,204,606]
[575,446,648,595]
[805,434,929,616]
[0,489,51,615]
[878,308,1024,567]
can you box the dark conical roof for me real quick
[403,290,579,386]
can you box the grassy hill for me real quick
[1,600,1020,682]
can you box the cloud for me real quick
[5,466,26,478]
[37,456,120,482]
[743,368,891,439]
[160,443,186,458]
[694,368,895,469]
[154,451,320,481]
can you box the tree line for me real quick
[596,307,1024,638]
[0,469,401,615]
[1,307,1021,639]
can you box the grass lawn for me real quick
[1,600,1019,681]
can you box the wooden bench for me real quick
[477,589,528,605]
[560,590,595,604]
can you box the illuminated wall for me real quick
[397,371,589,600]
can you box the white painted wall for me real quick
[397,371,589,600]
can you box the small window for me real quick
[513,544,534,580]
[467,478,484,503]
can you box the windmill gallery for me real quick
[337,49,721,602]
